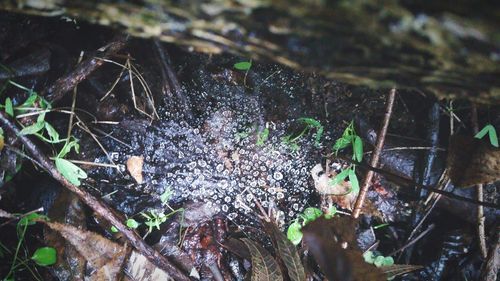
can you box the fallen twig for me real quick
[352,88,396,218]
[0,111,189,280]
[480,227,499,281]
[471,105,488,258]
[43,35,128,103]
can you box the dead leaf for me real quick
[127,156,144,184]
[241,238,283,281]
[379,264,423,279]
[311,164,357,209]
[43,221,174,281]
[302,217,385,281]
[263,221,306,281]
[447,135,500,187]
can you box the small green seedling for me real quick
[256,127,270,146]
[110,226,118,233]
[31,247,57,266]
[141,210,168,234]
[363,251,394,268]
[475,124,498,147]
[160,187,173,205]
[282,118,324,150]
[234,61,252,71]
[126,218,140,229]
[330,121,363,193]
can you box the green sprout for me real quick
[234,61,252,71]
[330,121,363,194]
[363,251,394,267]
[475,124,498,147]
[282,117,324,150]
[256,127,270,146]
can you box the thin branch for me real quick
[43,35,128,103]
[471,104,488,258]
[352,88,396,218]
[0,111,189,280]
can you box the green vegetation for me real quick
[363,251,394,267]
[233,61,252,71]
[256,127,270,146]
[1,81,86,186]
[330,121,363,194]
[2,212,53,281]
[282,117,324,150]
[475,124,498,147]
[286,206,337,245]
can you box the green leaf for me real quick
[44,122,60,142]
[18,213,47,227]
[58,139,79,158]
[160,187,173,205]
[55,158,87,186]
[110,226,118,233]
[19,121,45,135]
[474,124,498,147]
[126,218,140,229]
[348,168,360,194]
[256,127,270,146]
[287,221,303,245]
[333,137,351,152]
[234,61,252,71]
[298,117,321,128]
[31,247,57,266]
[353,136,363,162]
[329,168,350,186]
[5,97,13,117]
[302,207,323,223]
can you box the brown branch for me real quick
[352,88,396,218]
[0,111,189,280]
[480,226,499,281]
[471,104,488,258]
[43,35,128,103]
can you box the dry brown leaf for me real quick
[263,221,306,281]
[311,164,357,210]
[241,238,283,281]
[43,221,174,281]
[127,156,144,184]
[45,221,124,269]
[302,217,385,281]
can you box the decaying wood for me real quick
[0,111,189,281]
[1,0,498,104]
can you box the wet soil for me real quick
[0,11,498,281]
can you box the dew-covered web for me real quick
[91,60,325,224]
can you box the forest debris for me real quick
[311,163,356,210]
[43,221,176,281]
[447,135,500,187]
[0,111,189,280]
[127,155,144,184]
[353,88,396,218]
[302,217,385,281]
[43,35,128,103]
[241,238,283,281]
[480,227,500,281]
[263,221,306,281]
